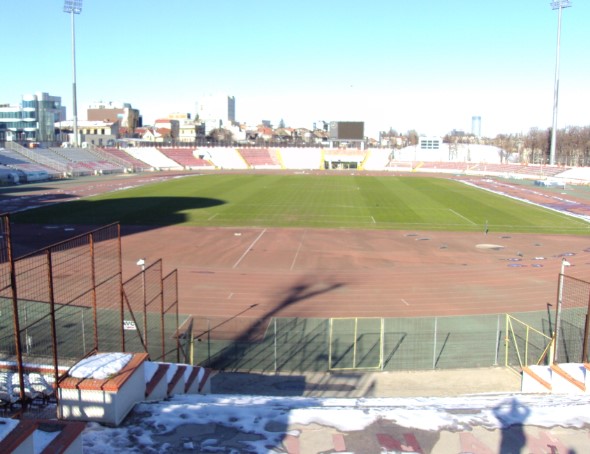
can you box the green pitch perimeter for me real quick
[14,174,590,234]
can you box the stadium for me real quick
[1,143,590,450]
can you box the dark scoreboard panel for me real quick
[329,122,364,140]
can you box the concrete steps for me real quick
[0,418,85,454]
[522,363,589,394]
[1,353,215,452]
[57,354,214,426]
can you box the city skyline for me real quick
[2,0,589,139]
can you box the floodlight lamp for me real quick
[63,0,83,14]
[550,1,572,10]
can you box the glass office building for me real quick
[0,92,66,143]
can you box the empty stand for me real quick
[158,147,214,169]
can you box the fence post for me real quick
[89,232,99,351]
[274,318,277,372]
[504,315,509,367]
[160,262,165,361]
[494,314,500,366]
[432,317,438,370]
[553,258,570,363]
[118,226,126,352]
[46,249,59,391]
[582,291,590,362]
[6,216,27,405]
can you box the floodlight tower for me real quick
[64,0,83,147]
[549,0,572,166]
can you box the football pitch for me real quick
[14,174,590,234]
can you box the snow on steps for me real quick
[0,418,85,454]
[522,363,589,394]
[144,361,214,401]
[57,353,214,427]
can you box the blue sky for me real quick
[2,0,589,138]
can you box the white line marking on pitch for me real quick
[228,292,234,299]
[207,213,219,221]
[448,209,476,225]
[401,298,410,306]
[371,216,376,224]
[233,228,267,269]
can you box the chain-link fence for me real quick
[0,214,186,410]
[191,311,559,373]
[557,274,590,363]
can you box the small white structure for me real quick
[57,352,148,426]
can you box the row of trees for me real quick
[441,126,590,166]
[486,126,590,166]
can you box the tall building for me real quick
[0,92,65,143]
[471,116,482,137]
[195,94,235,133]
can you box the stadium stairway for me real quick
[56,353,214,426]
[0,353,215,453]
[521,363,590,394]
[0,418,86,454]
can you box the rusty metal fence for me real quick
[555,274,590,363]
[0,214,187,409]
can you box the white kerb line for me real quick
[233,228,267,269]
[448,209,476,225]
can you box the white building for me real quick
[195,94,236,134]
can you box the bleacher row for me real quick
[0,143,585,184]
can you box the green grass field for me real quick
[14,174,590,234]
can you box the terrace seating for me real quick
[0,147,61,178]
[202,147,248,169]
[237,148,281,168]
[0,371,16,408]
[122,147,183,170]
[11,373,43,404]
[100,147,152,171]
[27,373,55,404]
[278,147,323,170]
[362,148,392,170]
[158,147,214,169]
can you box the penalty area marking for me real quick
[448,209,476,225]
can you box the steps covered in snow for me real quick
[55,353,214,426]
[0,418,85,454]
[521,363,589,394]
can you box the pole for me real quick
[494,314,500,366]
[553,258,570,363]
[70,9,78,147]
[432,317,438,369]
[549,1,572,166]
[142,263,147,348]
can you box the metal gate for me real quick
[328,317,384,371]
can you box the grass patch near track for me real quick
[13,174,590,234]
